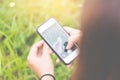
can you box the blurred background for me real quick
[0,0,83,80]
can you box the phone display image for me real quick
[41,23,77,59]
[53,37,77,58]
[37,18,79,64]
[53,37,68,58]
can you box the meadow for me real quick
[0,0,83,80]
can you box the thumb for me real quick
[66,37,74,50]
[42,43,51,56]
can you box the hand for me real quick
[64,27,81,50]
[56,27,82,65]
[27,40,54,78]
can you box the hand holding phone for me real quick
[55,27,81,64]
[37,18,79,65]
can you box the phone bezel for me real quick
[37,18,79,65]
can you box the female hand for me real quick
[64,27,81,50]
[56,27,82,65]
[27,40,54,78]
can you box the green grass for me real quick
[0,0,83,80]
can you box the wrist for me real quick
[40,74,55,80]
[37,68,54,78]
[41,70,54,77]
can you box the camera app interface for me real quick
[42,23,77,59]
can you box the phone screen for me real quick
[41,23,77,59]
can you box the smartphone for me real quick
[37,18,79,65]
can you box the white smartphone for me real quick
[37,18,79,65]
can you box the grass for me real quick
[0,0,83,80]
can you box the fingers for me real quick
[29,41,44,56]
[42,43,53,56]
[56,58,72,68]
[42,43,49,54]
[27,41,45,63]
[35,40,44,48]
[67,64,72,68]
[49,49,53,54]
[56,58,61,64]
[66,35,78,50]
[63,27,75,35]
[41,42,53,55]
[66,37,74,50]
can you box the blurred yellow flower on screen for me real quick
[9,2,15,7]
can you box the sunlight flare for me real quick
[9,2,15,7]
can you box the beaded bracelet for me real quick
[40,74,55,80]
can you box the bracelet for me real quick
[40,74,55,80]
